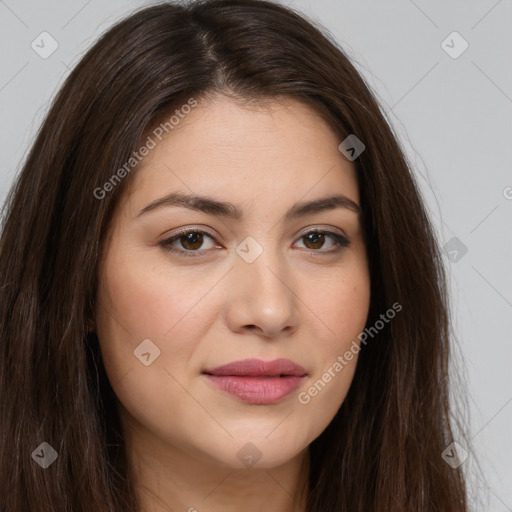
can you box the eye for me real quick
[159,229,218,257]
[159,228,350,258]
[294,230,350,253]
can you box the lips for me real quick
[202,358,307,405]
[202,358,307,377]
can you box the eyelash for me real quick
[159,228,350,258]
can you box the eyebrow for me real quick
[136,191,361,221]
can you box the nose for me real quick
[223,245,300,339]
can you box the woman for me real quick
[0,0,470,510]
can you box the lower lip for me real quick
[203,374,306,404]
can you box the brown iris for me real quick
[179,232,204,250]
[302,232,325,250]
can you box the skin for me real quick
[95,93,371,512]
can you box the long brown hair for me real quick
[0,0,469,510]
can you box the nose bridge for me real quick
[226,233,299,336]
[237,233,292,300]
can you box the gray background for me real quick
[1,0,511,510]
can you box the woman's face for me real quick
[95,94,370,470]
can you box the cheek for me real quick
[94,249,194,392]
[296,262,369,438]
[297,357,357,444]
[312,259,371,348]
[95,245,231,405]
[95,250,213,445]
[96,247,216,340]
[329,282,369,333]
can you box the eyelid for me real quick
[162,225,218,240]
[296,224,347,240]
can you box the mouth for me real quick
[202,357,307,377]
[202,358,307,405]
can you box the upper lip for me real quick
[202,358,307,377]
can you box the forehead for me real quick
[123,94,359,215]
